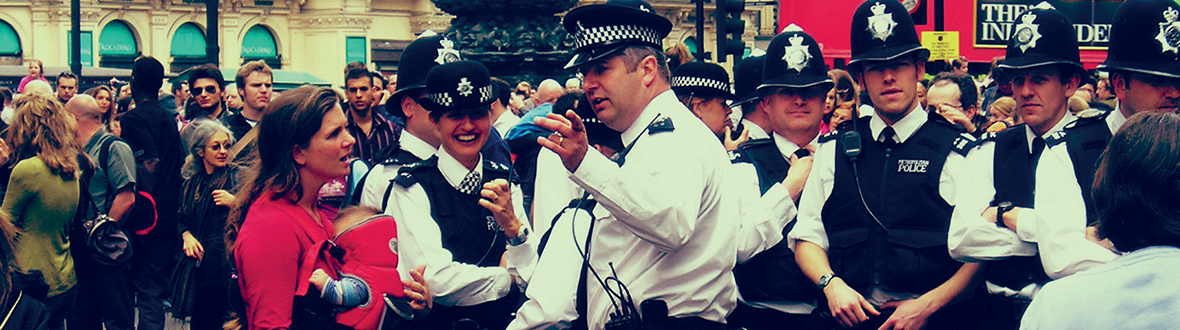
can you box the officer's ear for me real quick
[1064,74,1081,98]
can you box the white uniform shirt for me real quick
[494,111,522,139]
[1029,116,1119,280]
[569,90,738,328]
[948,112,1074,298]
[1105,105,1127,135]
[384,147,537,307]
[727,132,817,314]
[787,107,969,304]
[359,132,437,210]
[509,149,609,330]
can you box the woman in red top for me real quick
[226,86,431,330]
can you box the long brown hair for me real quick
[84,85,115,124]
[225,85,340,254]
[7,93,80,180]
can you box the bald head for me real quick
[536,79,564,105]
[23,80,53,96]
[66,94,102,122]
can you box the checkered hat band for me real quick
[574,24,662,49]
[427,85,494,107]
[671,76,730,92]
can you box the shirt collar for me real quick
[620,90,677,146]
[400,131,438,161]
[869,103,926,144]
[1107,105,1128,135]
[345,108,389,129]
[742,118,770,140]
[772,132,817,162]
[1024,111,1076,151]
[435,147,483,189]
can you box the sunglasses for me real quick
[191,85,219,95]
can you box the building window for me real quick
[242,25,280,69]
[171,23,207,72]
[99,20,139,69]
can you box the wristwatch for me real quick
[817,273,837,290]
[996,201,1014,229]
[507,226,529,246]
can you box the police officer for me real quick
[788,1,980,329]
[384,60,535,330]
[533,0,738,328]
[731,56,772,142]
[725,24,827,330]
[1099,0,1180,129]
[672,62,739,147]
[947,4,1096,329]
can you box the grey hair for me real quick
[180,118,236,179]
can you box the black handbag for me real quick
[73,160,133,266]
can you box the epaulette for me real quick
[1044,130,1068,148]
[1065,109,1110,129]
[728,149,752,164]
[951,133,977,156]
[648,116,675,134]
[393,156,438,188]
[818,130,841,143]
[978,131,999,143]
[483,159,511,174]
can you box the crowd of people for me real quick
[0,0,1178,330]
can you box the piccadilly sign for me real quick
[975,0,1121,49]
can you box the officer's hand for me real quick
[405,265,433,311]
[535,111,589,172]
[181,232,204,261]
[878,298,934,330]
[478,179,521,236]
[783,153,814,202]
[212,189,236,206]
[824,277,879,328]
[723,126,749,151]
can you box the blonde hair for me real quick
[7,93,80,180]
[1068,96,1089,115]
[333,205,381,235]
[989,97,1017,121]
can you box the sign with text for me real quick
[975,0,1121,49]
[921,31,960,60]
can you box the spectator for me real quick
[1021,112,1180,329]
[1094,76,1117,109]
[489,78,521,138]
[0,210,51,328]
[2,92,82,330]
[823,69,858,134]
[0,87,11,130]
[916,79,928,109]
[119,56,184,330]
[185,64,227,121]
[927,72,982,134]
[171,81,190,111]
[1068,96,1089,115]
[342,68,399,165]
[64,94,136,330]
[55,72,79,104]
[227,86,429,329]
[564,77,580,91]
[17,59,47,93]
[664,43,695,72]
[984,96,1018,133]
[223,60,273,143]
[1073,82,1095,103]
[370,71,393,119]
[83,85,116,128]
[829,101,857,130]
[170,119,239,330]
[224,85,243,114]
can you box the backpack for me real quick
[96,134,158,236]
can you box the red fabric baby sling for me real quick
[300,214,406,330]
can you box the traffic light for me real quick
[715,0,746,63]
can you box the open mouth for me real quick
[456,134,478,143]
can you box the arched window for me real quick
[99,20,139,69]
[242,25,280,69]
[0,20,21,66]
[171,23,208,72]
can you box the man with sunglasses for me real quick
[926,72,982,135]
[185,64,226,120]
[788,1,980,329]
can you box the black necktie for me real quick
[794,148,811,159]
[1030,136,1046,195]
[880,127,898,148]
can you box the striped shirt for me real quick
[345,109,402,165]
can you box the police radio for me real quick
[847,116,888,231]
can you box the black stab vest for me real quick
[821,116,963,295]
[987,126,1051,290]
[1062,115,1113,226]
[397,157,519,330]
[730,139,817,304]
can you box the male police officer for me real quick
[534,0,738,328]
[731,56,771,142]
[1098,0,1180,129]
[725,25,827,330]
[789,1,980,329]
[947,4,1097,329]
[385,60,535,330]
